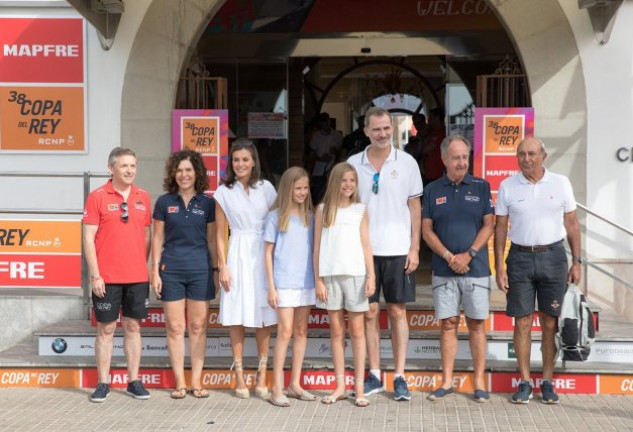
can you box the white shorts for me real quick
[277,287,316,308]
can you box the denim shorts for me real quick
[159,269,215,302]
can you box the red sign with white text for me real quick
[0,253,80,288]
[82,369,176,389]
[490,373,596,394]
[0,18,84,83]
[492,311,599,332]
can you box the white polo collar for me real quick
[360,145,398,166]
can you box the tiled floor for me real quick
[1,387,632,431]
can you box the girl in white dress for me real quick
[215,138,277,399]
[314,162,375,408]
[264,167,316,407]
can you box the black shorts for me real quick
[505,242,568,317]
[368,255,416,304]
[92,282,149,323]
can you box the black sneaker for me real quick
[126,380,150,400]
[511,380,533,404]
[363,373,385,396]
[90,383,110,403]
[393,376,411,401]
[540,380,560,404]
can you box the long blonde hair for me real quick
[270,167,313,231]
[321,162,360,228]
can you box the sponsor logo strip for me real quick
[408,311,492,331]
[490,372,597,394]
[91,307,389,329]
[0,220,81,253]
[492,311,599,332]
[0,369,79,388]
[599,375,633,395]
[384,371,480,392]
[2,369,633,394]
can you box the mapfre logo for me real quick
[3,44,79,58]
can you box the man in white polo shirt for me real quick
[348,107,423,401]
[494,137,581,405]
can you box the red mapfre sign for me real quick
[0,18,84,83]
[0,254,81,288]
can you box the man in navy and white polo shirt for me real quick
[348,107,423,401]
[494,137,581,405]
[422,134,494,403]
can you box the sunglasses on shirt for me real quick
[120,202,129,223]
[372,173,379,194]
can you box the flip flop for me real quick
[269,394,291,407]
[286,387,317,401]
[321,393,347,405]
[170,388,187,400]
[354,397,370,408]
[189,388,210,399]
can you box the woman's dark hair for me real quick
[224,138,261,188]
[162,149,209,194]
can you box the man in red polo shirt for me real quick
[83,147,152,403]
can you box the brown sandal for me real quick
[170,388,187,399]
[189,388,210,399]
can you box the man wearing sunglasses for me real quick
[422,135,494,403]
[348,107,423,401]
[83,147,152,403]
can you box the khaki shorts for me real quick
[316,275,369,312]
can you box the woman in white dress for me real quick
[214,138,277,399]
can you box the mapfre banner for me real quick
[0,18,84,83]
[0,17,86,153]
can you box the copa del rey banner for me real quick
[171,109,230,195]
[0,17,86,153]
[473,107,534,198]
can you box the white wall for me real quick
[561,1,633,260]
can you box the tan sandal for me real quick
[354,397,370,407]
[321,374,346,404]
[189,388,210,399]
[321,393,347,405]
[254,356,269,398]
[170,388,187,399]
[286,387,317,401]
[231,359,250,399]
[269,394,291,407]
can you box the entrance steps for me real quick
[3,287,633,395]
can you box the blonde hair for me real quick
[270,167,313,231]
[321,162,360,228]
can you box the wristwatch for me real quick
[468,248,478,259]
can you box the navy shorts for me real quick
[93,282,149,323]
[368,255,416,304]
[505,242,568,317]
[159,269,215,302]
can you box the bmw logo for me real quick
[51,338,68,354]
